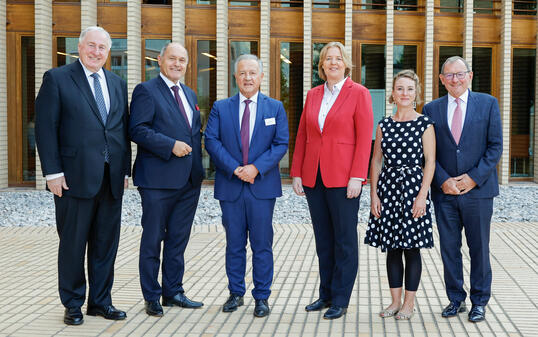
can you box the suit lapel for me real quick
[230,94,242,148]
[103,69,117,126]
[156,76,192,131]
[180,83,199,135]
[322,78,352,132]
[69,62,105,127]
[460,89,475,144]
[438,95,453,144]
[310,86,324,134]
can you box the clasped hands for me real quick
[235,165,259,184]
[441,173,477,195]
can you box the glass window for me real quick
[279,0,303,7]
[438,46,463,98]
[361,44,385,90]
[197,0,216,4]
[314,0,341,9]
[440,0,463,13]
[472,47,491,94]
[22,37,36,182]
[360,0,386,10]
[394,0,417,11]
[197,40,217,179]
[280,42,304,177]
[361,44,385,143]
[393,45,417,75]
[474,0,493,14]
[143,0,171,3]
[312,43,326,88]
[514,0,537,15]
[229,41,258,96]
[110,38,127,82]
[56,37,79,67]
[145,39,170,81]
[229,0,258,6]
[511,48,535,177]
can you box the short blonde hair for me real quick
[389,69,423,105]
[317,42,352,81]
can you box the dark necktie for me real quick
[171,85,191,130]
[90,73,110,163]
[240,99,252,166]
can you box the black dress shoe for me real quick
[323,305,347,320]
[468,305,486,323]
[441,301,466,318]
[222,294,244,312]
[254,299,270,317]
[64,307,84,325]
[162,293,203,308]
[87,305,126,320]
[305,298,331,312]
[145,300,164,317]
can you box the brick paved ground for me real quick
[0,222,536,336]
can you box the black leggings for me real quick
[386,248,422,291]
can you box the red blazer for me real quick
[290,78,373,188]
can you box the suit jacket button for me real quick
[456,149,460,153]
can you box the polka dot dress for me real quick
[364,115,434,252]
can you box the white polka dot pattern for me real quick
[364,115,434,252]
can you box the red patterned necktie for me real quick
[171,85,191,130]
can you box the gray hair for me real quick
[234,54,263,74]
[159,42,189,60]
[441,56,471,74]
[79,26,112,49]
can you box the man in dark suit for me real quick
[129,42,204,317]
[423,56,502,323]
[205,54,289,318]
[35,26,130,325]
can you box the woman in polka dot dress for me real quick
[364,70,436,320]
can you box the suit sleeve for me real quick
[204,102,241,179]
[422,103,451,189]
[35,70,62,176]
[349,86,374,181]
[129,84,176,160]
[289,92,309,178]
[467,98,503,187]
[252,101,289,178]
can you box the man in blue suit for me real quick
[205,54,289,317]
[423,56,502,323]
[130,42,204,317]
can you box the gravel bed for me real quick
[0,184,537,227]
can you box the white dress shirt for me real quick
[239,91,259,144]
[160,73,193,126]
[447,89,469,132]
[47,61,111,181]
[318,77,347,132]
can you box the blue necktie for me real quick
[91,73,110,163]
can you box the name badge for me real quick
[265,117,276,126]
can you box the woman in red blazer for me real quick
[291,42,373,320]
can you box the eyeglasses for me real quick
[442,71,469,80]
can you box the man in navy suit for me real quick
[130,42,204,317]
[423,56,502,323]
[205,54,289,317]
[35,26,130,325]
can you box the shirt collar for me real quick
[325,77,347,94]
[160,73,181,89]
[448,89,469,105]
[240,91,259,105]
[80,59,105,81]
